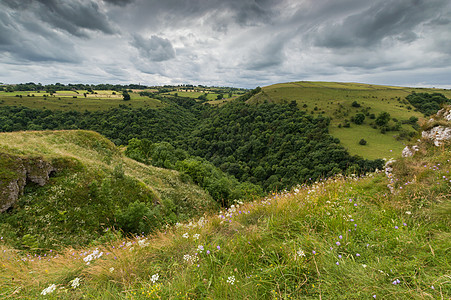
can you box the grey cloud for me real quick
[2,0,114,38]
[244,38,286,70]
[0,4,80,63]
[313,0,449,49]
[103,0,135,6]
[132,35,176,62]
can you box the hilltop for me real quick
[248,81,451,159]
[0,130,218,249]
[0,112,449,298]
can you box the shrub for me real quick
[359,139,367,145]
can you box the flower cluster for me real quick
[150,273,159,284]
[227,275,236,285]
[83,248,103,265]
[70,277,81,289]
[41,284,57,295]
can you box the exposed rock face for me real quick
[0,154,56,213]
[422,126,451,146]
[436,107,451,121]
[402,145,419,158]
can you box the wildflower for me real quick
[126,242,132,247]
[109,267,115,273]
[394,226,399,229]
[138,239,149,247]
[373,295,376,299]
[150,273,159,284]
[206,250,210,254]
[41,284,57,295]
[217,246,221,250]
[197,245,204,253]
[182,233,189,239]
[431,285,435,290]
[297,249,306,258]
[339,235,343,239]
[193,233,200,240]
[227,275,236,285]
[336,262,339,265]
[70,277,81,289]
[336,242,341,246]
[405,211,412,215]
[356,253,360,257]
[83,248,103,265]
[312,250,316,255]
[338,255,342,259]
[362,264,367,268]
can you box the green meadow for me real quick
[0,90,165,111]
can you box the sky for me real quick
[1,0,451,88]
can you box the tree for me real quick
[359,139,367,145]
[375,112,390,126]
[353,113,365,125]
[123,91,131,101]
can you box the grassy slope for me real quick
[1,138,449,299]
[249,81,451,159]
[0,90,165,111]
[0,130,217,248]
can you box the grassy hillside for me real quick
[0,132,449,299]
[0,130,217,249]
[249,81,451,159]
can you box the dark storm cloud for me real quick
[313,0,449,49]
[132,35,176,62]
[2,0,114,37]
[103,0,135,6]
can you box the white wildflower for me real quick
[362,264,367,268]
[138,239,149,247]
[197,245,204,253]
[41,284,57,295]
[70,277,81,289]
[227,275,236,285]
[183,254,198,264]
[193,233,200,240]
[297,249,306,258]
[126,242,132,247]
[150,273,159,284]
[109,267,115,273]
[83,248,103,265]
[405,211,412,215]
[182,233,189,239]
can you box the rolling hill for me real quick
[0,130,217,249]
[248,81,451,159]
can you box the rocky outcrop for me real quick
[0,154,56,213]
[422,126,451,147]
[402,145,419,158]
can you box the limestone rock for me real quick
[422,126,451,146]
[402,145,420,157]
[0,154,56,213]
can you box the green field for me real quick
[249,81,451,159]
[0,90,165,111]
